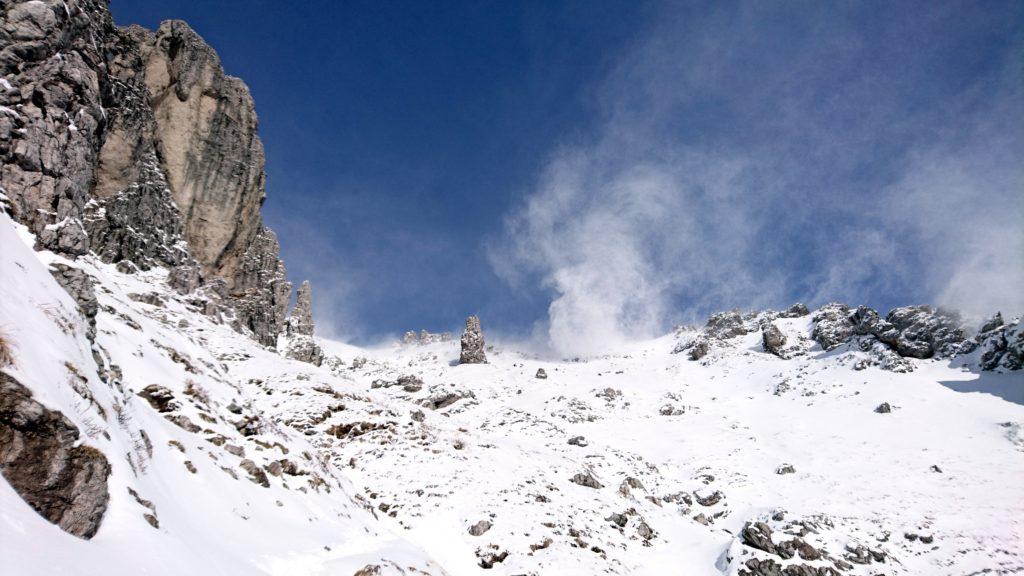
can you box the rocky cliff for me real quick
[0,0,292,347]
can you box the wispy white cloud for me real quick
[490,2,1023,355]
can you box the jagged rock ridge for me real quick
[675,301,1019,373]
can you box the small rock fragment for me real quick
[567,436,588,447]
[468,519,492,536]
[570,471,603,489]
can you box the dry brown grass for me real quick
[0,330,14,368]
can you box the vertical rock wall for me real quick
[0,1,293,347]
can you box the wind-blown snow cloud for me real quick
[490,1,1023,356]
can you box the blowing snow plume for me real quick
[491,149,777,357]
[491,2,1024,357]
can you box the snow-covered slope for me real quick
[0,212,444,575]
[2,210,1023,575]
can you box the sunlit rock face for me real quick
[0,2,290,347]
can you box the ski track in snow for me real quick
[1,211,1023,575]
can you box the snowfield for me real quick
[2,210,1023,575]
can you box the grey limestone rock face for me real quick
[0,371,111,539]
[48,264,98,342]
[231,228,291,347]
[0,0,111,255]
[84,152,196,273]
[459,315,487,364]
[140,21,291,345]
[1,3,292,347]
[141,20,269,286]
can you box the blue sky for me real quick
[110,1,1022,352]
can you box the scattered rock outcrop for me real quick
[459,315,486,364]
[803,302,1014,372]
[851,305,969,359]
[779,303,810,318]
[0,371,111,539]
[977,315,1022,371]
[402,330,452,345]
[811,303,854,351]
[672,335,709,360]
[704,311,748,340]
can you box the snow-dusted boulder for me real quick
[0,372,111,539]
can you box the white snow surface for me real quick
[1,210,1023,575]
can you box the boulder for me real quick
[284,335,324,367]
[688,338,710,361]
[468,519,492,536]
[0,372,111,539]
[137,384,178,413]
[762,323,787,357]
[570,471,603,489]
[567,435,588,447]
